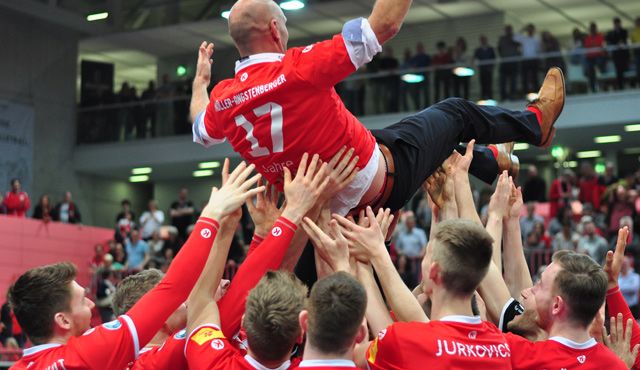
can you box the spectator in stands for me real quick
[549,169,573,218]
[411,42,431,106]
[600,161,619,186]
[52,191,82,224]
[400,48,417,111]
[547,205,574,236]
[147,230,165,264]
[140,80,156,138]
[452,37,470,99]
[0,193,5,214]
[125,229,150,273]
[89,243,106,274]
[607,185,637,239]
[473,34,496,100]
[3,178,30,217]
[112,242,128,272]
[514,23,541,94]
[432,41,453,101]
[552,219,580,251]
[541,30,566,73]
[577,218,608,265]
[578,162,600,208]
[32,194,52,222]
[115,199,135,243]
[570,28,586,66]
[522,165,546,202]
[632,17,640,86]
[498,24,521,100]
[139,199,164,240]
[618,255,640,318]
[170,187,195,242]
[520,202,544,242]
[584,22,607,92]
[606,17,630,90]
[379,46,400,112]
[394,213,427,286]
[525,221,550,249]
[95,268,116,323]
[1,295,25,348]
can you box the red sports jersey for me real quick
[366,316,512,370]
[185,325,300,370]
[130,329,188,370]
[195,21,381,190]
[10,316,137,370]
[3,191,30,217]
[506,333,627,369]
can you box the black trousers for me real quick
[372,97,541,212]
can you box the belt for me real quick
[351,143,395,214]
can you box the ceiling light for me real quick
[536,155,553,161]
[279,0,305,10]
[221,10,231,19]
[564,161,578,168]
[453,67,474,77]
[131,167,152,175]
[595,163,606,174]
[193,170,214,177]
[198,161,221,169]
[477,99,497,106]
[129,175,149,183]
[624,148,640,155]
[625,124,640,132]
[87,12,109,21]
[576,150,601,159]
[176,65,187,77]
[594,135,621,144]
[551,146,566,159]
[514,143,529,151]
[400,74,424,83]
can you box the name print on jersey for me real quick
[434,339,511,358]
[214,74,287,112]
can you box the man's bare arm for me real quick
[368,0,413,44]
[190,42,214,122]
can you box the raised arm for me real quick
[449,140,483,225]
[337,207,428,323]
[356,261,394,336]
[485,171,511,273]
[368,0,413,44]
[503,184,533,298]
[190,42,214,122]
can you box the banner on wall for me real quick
[0,100,34,195]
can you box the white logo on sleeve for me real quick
[103,320,123,330]
[211,339,225,350]
[174,329,187,340]
[377,329,387,340]
[240,72,248,82]
[577,355,586,364]
[302,45,314,53]
[272,226,282,237]
[201,228,212,238]
[468,331,477,340]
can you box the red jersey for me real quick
[130,329,188,370]
[194,19,381,190]
[3,191,30,217]
[11,316,138,370]
[185,325,300,370]
[506,333,627,369]
[366,316,512,370]
[607,286,640,369]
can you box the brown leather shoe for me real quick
[528,67,565,148]
[495,142,520,181]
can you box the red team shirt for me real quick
[10,218,221,370]
[130,329,188,370]
[193,19,381,191]
[505,333,627,369]
[366,316,512,370]
[3,191,30,217]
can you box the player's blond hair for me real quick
[432,220,493,295]
[111,269,163,316]
[244,271,308,362]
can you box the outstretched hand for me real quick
[202,161,264,220]
[246,180,284,237]
[319,147,360,203]
[195,41,214,86]
[508,182,524,220]
[446,140,475,176]
[605,227,630,289]
[302,217,350,273]
[334,206,394,263]
[282,153,331,223]
[603,313,640,369]
[488,171,512,220]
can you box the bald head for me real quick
[229,0,288,56]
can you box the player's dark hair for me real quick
[9,262,76,344]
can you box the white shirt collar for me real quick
[299,359,357,367]
[22,343,62,357]
[235,53,285,74]
[244,354,291,370]
[439,315,482,324]
[549,336,597,350]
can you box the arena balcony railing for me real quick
[76,43,640,145]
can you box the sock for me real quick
[488,145,499,159]
[527,106,542,126]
